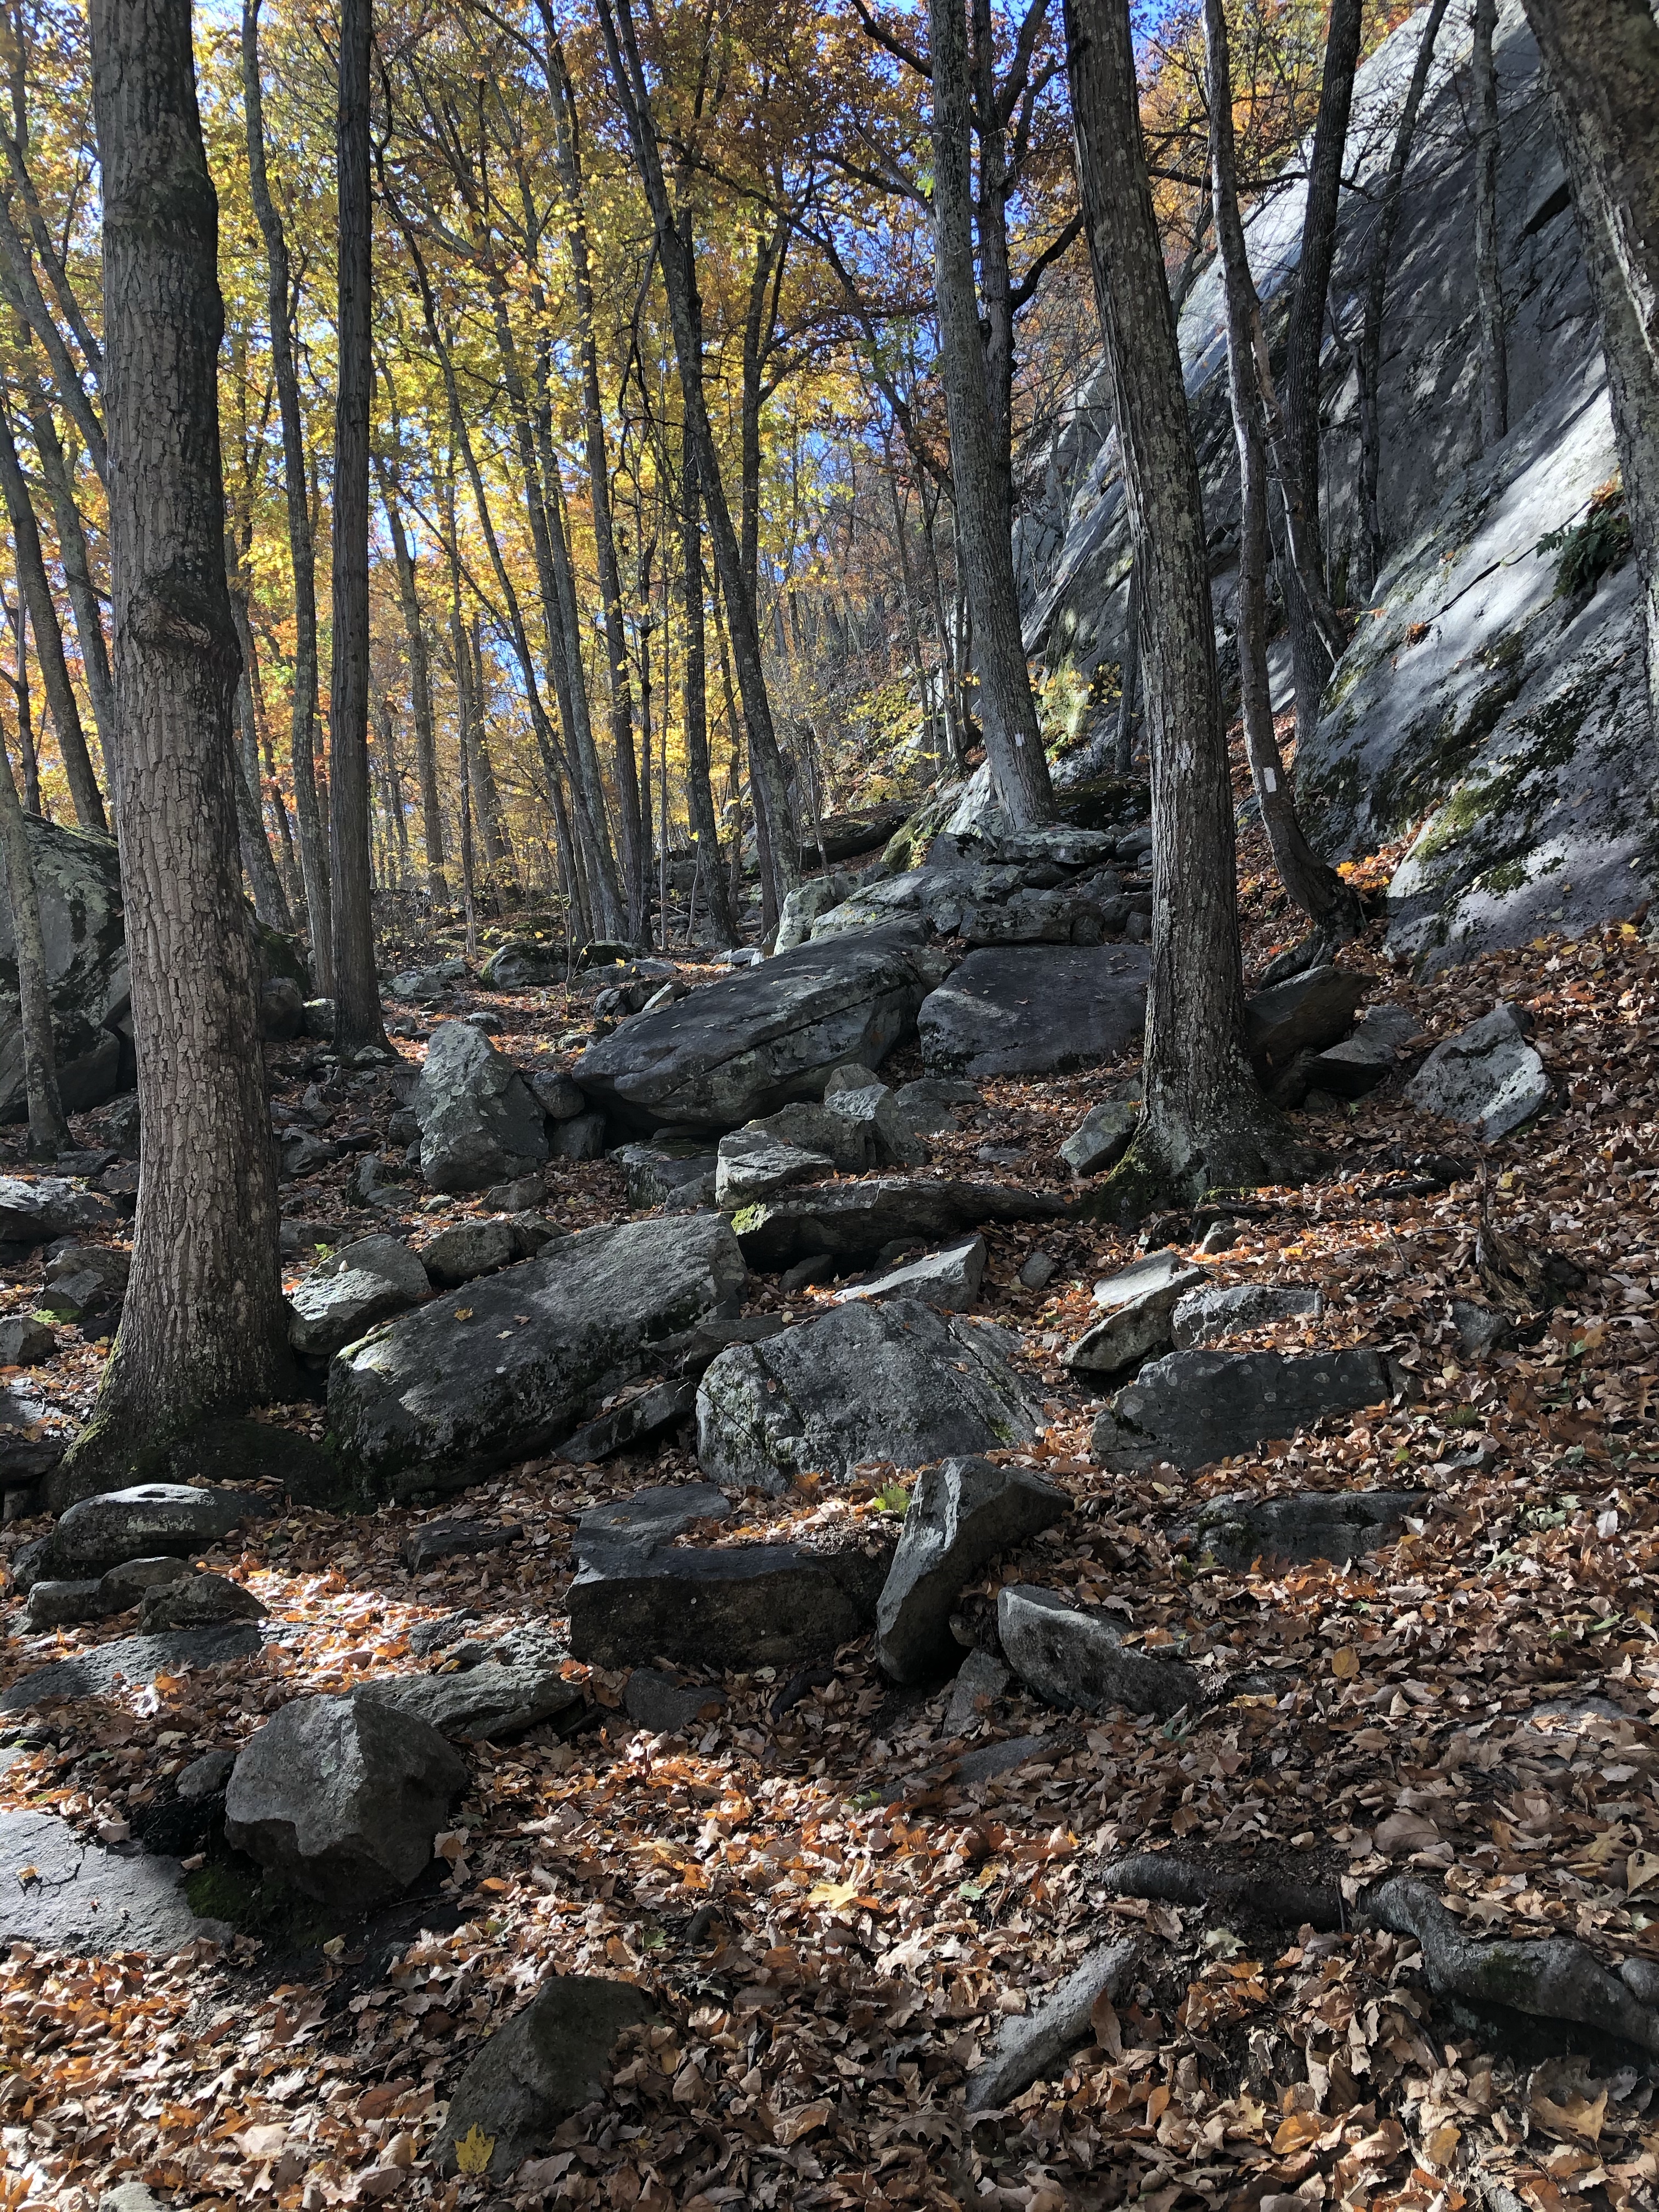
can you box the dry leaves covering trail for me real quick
[1,898,1657,2212]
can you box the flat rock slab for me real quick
[730,1176,1069,1271]
[435,1976,659,2181]
[556,1379,698,1466]
[833,1234,986,1313]
[964,1936,1140,2110]
[697,1298,1041,1492]
[1189,1488,1425,1569]
[1404,1002,1552,1139]
[573,1483,731,1571]
[0,1809,230,1956]
[918,945,1149,1079]
[0,1623,265,1713]
[1171,1283,1323,1349]
[999,1584,1200,1720]
[574,930,933,1131]
[400,1520,523,1571]
[568,1541,893,1671]
[327,1214,746,1498]
[1093,1248,1199,1307]
[357,1661,583,1742]
[876,1457,1066,1683]
[1092,1347,1391,1473]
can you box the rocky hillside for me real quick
[1023,0,1655,972]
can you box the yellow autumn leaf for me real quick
[453,1307,473,1322]
[1330,1645,1361,1680]
[807,1879,862,1910]
[1424,2120,1462,2167]
[454,2123,495,2176]
[1627,1851,1659,1895]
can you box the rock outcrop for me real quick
[414,1019,548,1193]
[918,945,1149,1078]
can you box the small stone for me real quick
[1092,1346,1391,1472]
[418,1215,520,1288]
[876,1456,1066,1683]
[1058,1101,1137,1176]
[1018,1248,1057,1291]
[42,1481,265,1577]
[944,1647,1011,1732]
[823,1061,883,1094]
[893,1076,982,1134]
[779,1252,836,1294]
[1066,1263,1206,1377]
[833,1234,987,1314]
[1092,1247,1199,1307]
[175,1748,235,1803]
[0,1317,56,1365]
[556,1379,698,1465]
[999,1583,1201,1719]
[623,1667,726,1735]
[1453,1297,1513,1357]
[25,1577,109,1629]
[529,1068,588,1121]
[401,1519,523,1571]
[287,1234,430,1358]
[568,1538,891,1672]
[1404,1002,1552,1140]
[1195,1219,1235,1256]
[483,1170,546,1212]
[714,1127,834,1207]
[964,1937,1140,2109]
[548,1109,608,1161]
[140,1572,267,1633]
[97,1554,190,1611]
[357,1659,582,1742]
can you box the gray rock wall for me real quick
[1025,0,1654,967]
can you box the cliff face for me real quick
[1022,0,1655,970]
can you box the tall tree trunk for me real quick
[1357,0,1452,592]
[22,378,116,787]
[929,0,1055,826]
[228,594,294,929]
[242,0,331,989]
[594,0,800,911]
[1205,0,1363,945]
[8,597,38,814]
[681,441,736,945]
[64,0,291,1499]
[0,399,106,832]
[1283,0,1364,752]
[1517,0,1659,742]
[377,466,447,902]
[1113,551,1142,775]
[544,24,646,944]
[1066,0,1310,1222]
[328,0,387,1058]
[1472,0,1509,448]
[0,749,68,1158]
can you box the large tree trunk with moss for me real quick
[1520,0,1659,751]
[1066,0,1313,1223]
[60,0,292,1502]
[929,0,1055,827]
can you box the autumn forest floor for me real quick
[0,818,1657,2212]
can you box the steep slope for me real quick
[1024,0,1655,969]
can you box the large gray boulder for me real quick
[573,929,935,1131]
[328,1215,746,1497]
[0,1808,230,1956]
[223,1692,468,1907]
[37,1481,266,1580]
[876,1457,1067,1683]
[0,1175,122,1246]
[435,1978,658,2181]
[286,1234,430,1358]
[1404,1002,1552,1139]
[568,1538,892,1670]
[918,944,1149,1078]
[0,818,129,1121]
[1091,1346,1390,1472]
[729,1175,1069,1270]
[414,1019,548,1192]
[998,1584,1201,1719]
[697,1298,1042,1491]
[713,1126,833,1207]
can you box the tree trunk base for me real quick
[52,1366,297,1511]
[1084,1101,1328,1229]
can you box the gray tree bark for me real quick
[681,441,737,946]
[0,753,68,1158]
[1206,0,1364,946]
[242,0,332,990]
[377,465,447,904]
[929,0,1055,825]
[1519,0,1659,748]
[0,398,106,833]
[65,0,291,1496]
[19,373,116,785]
[1283,0,1364,752]
[228,594,294,930]
[1066,0,1311,1221]
[1472,0,1509,449]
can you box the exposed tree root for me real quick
[1084,1111,1330,1231]
[1359,1877,1659,2055]
[1101,1850,1344,1930]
